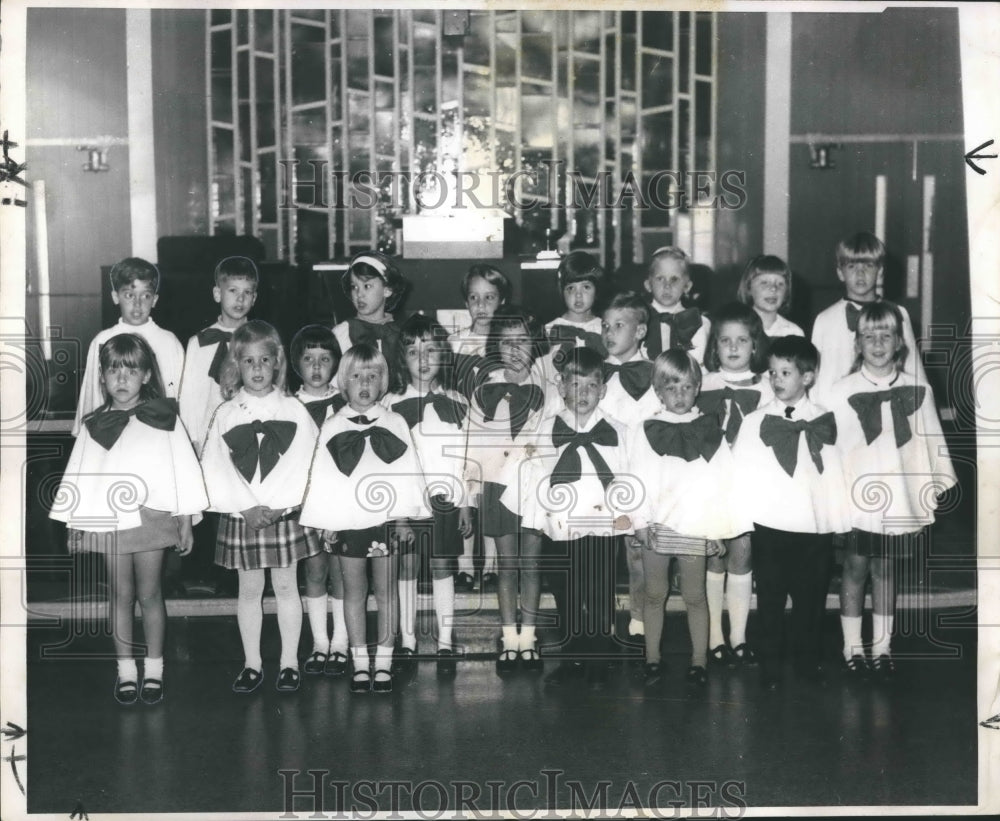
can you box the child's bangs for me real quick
[857,313,899,334]
[99,336,152,371]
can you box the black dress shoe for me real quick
[842,654,869,680]
[643,662,666,688]
[543,661,585,688]
[114,677,139,705]
[454,572,475,592]
[392,647,417,677]
[139,678,163,705]
[276,667,301,692]
[496,649,519,676]
[303,651,328,675]
[232,667,263,694]
[708,644,730,666]
[730,643,758,667]
[436,648,458,678]
[350,668,372,694]
[686,665,708,688]
[325,651,349,677]
[372,669,393,694]
[871,654,896,680]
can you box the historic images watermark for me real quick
[278,769,749,819]
[278,161,748,214]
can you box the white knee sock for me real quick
[399,578,418,651]
[329,596,348,654]
[726,572,753,648]
[432,576,455,650]
[871,613,894,657]
[305,595,329,653]
[706,571,726,648]
[841,615,863,660]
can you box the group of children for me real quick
[51,230,956,704]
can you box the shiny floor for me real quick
[26,609,977,815]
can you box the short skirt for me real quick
[404,496,462,559]
[70,506,179,555]
[331,524,396,560]
[844,528,918,559]
[481,481,521,538]
[214,509,319,570]
[644,524,718,557]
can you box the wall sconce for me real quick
[78,146,110,172]
[809,143,841,170]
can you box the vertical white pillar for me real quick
[126,9,158,260]
[763,12,791,259]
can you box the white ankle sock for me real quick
[374,643,394,672]
[329,597,348,654]
[305,595,329,653]
[841,615,864,660]
[519,624,536,651]
[117,658,138,682]
[352,644,371,670]
[399,578,418,650]
[144,657,163,680]
[502,623,519,651]
[871,613,894,657]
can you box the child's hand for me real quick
[322,529,338,547]
[259,507,284,526]
[175,516,195,556]
[241,505,270,530]
[457,507,474,538]
[633,528,651,549]
[709,539,727,558]
[66,529,84,554]
[392,522,416,547]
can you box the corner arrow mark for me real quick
[965,139,997,175]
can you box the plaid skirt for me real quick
[71,506,179,555]
[214,510,319,570]
[646,524,718,557]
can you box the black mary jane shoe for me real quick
[114,678,139,706]
[729,643,758,667]
[372,669,394,694]
[871,654,896,681]
[350,668,372,694]
[842,654,869,680]
[519,644,543,673]
[436,648,458,678]
[708,644,730,666]
[232,667,263,694]
[454,572,475,593]
[139,678,163,705]
[685,665,708,689]
[303,651,328,675]
[276,667,301,693]
[325,651,349,677]
[496,648,519,676]
[643,662,666,688]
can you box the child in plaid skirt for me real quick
[201,321,321,694]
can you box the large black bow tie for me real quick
[326,427,407,476]
[645,307,701,358]
[549,325,608,367]
[476,382,544,439]
[85,398,179,450]
[845,302,862,333]
[392,392,467,429]
[759,412,837,477]
[348,318,397,346]
[847,385,925,448]
[602,359,653,400]
[550,416,619,489]
[223,419,298,482]
[643,413,723,463]
[304,394,347,428]
[197,328,233,384]
[697,386,762,444]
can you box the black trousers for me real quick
[750,524,833,671]
[544,536,618,659]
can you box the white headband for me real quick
[351,255,388,277]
